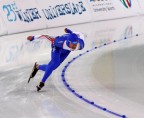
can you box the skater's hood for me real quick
[67,33,79,44]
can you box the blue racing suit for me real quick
[32,28,85,83]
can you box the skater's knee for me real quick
[47,62,60,70]
[52,63,60,70]
[53,64,60,70]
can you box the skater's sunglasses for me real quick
[68,40,78,44]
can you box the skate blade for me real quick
[28,62,37,83]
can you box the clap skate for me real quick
[36,82,45,92]
[28,62,38,83]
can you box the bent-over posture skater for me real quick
[27,28,85,91]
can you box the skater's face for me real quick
[69,43,77,50]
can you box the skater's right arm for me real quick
[27,35,44,41]
[27,35,55,43]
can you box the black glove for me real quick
[64,28,72,33]
[36,82,45,92]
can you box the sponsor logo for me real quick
[120,0,132,8]
[2,2,41,22]
[89,0,115,12]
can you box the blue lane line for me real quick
[61,34,140,118]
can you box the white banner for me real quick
[0,0,47,34]
[0,29,51,69]
[0,14,7,35]
[88,0,141,21]
[36,0,92,27]
[136,0,144,14]
[90,17,143,47]
[1,16,144,68]
[0,0,143,35]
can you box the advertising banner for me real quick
[136,0,144,14]
[1,16,144,68]
[0,29,51,68]
[0,0,47,34]
[0,14,7,35]
[36,0,92,27]
[0,0,143,35]
[88,0,141,21]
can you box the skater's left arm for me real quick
[78,38,85,50]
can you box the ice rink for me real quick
[1,16,144,118]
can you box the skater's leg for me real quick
[37,53,61,91]
[37,51,69,72]
[38,64,48,71]
[41,49,61,83]
[41,63,58,83]
[37,44,61,72]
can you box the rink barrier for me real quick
[61,33,141,118]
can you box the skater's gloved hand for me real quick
[36,82,45,92]
[27,36,34,41]
[64,28,72,34]
[64,28,68,33]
